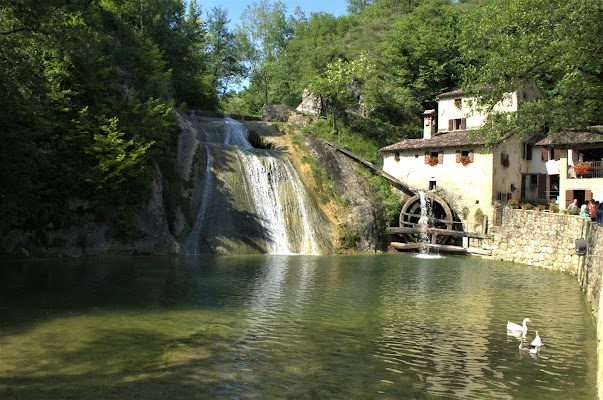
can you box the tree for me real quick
[279,11,352,106]
[206,6,246,98]
[238,0,294,106]
[459,0,603,143]
[0,0,217,231]
[312,53,372,129]
[368,0,463,125]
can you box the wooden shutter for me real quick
[438,151,444,164]
[553,148,561,160]
[585,190,593,201]
[425,152,430,164]
[456,150,461,163]
[538,174,547,199]
[461,118,466,130]
[448,119,453,131]
[541,147,549,161]
[469,150,474,162]
[565,190,574,207]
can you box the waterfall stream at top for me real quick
[180,113,333,255]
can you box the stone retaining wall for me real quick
[483,207,603,398]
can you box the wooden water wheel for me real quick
[399,192,456,244]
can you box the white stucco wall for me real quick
[559,150,603,208]
[383,148,495,230]
[438,93,518,133]
[492,136,524,201]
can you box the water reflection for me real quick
[0,255,596,399]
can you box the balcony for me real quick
[567,161,603,179]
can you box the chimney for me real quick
[423,109,437,139]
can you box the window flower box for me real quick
[574,161,591,175]
[427,156,438,166]
[460,155,471,166]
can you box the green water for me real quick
[0,254,596,399]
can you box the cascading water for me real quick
[416,191,441,258]
[181,114,333,255]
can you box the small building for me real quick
[380,84,543,229]
[535,128,603,208]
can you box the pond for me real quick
[0,254,596,399]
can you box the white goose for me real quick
[531,331,543,347]
[518,336,539,354]
[507,318,531,333]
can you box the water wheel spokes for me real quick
[399,192,455,245]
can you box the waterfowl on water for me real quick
[507,318,531,332]
[531,331,543,347]
[518,336,539,354]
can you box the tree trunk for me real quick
[263,74,268,106]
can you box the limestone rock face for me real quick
[262,105,294,122]
[295,89,325,115]
[295,87,368,117]
[0,160,180,257]
[302,136,389,252]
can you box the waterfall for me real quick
[181,114,333,255]
[183,144,214,254]
[416,191,441,258]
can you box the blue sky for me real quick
[196,0,349,27]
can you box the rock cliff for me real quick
[0,112,388,256]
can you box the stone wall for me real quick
[484,207,603,398]
[485,208,589,271]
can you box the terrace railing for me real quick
[568,160,603,179]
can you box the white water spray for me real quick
[182,115,331,255]
[415,191,442,259]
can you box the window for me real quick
[457,150,474,165]
[541,147,559,161]
[550,176,559,200]
[448,118,466,131]
[429,181,437,191]
[425,151,442,166]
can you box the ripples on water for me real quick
[0,254,596,399]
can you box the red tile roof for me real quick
[380,130,486,152]
[535,126,603,147]
[437,88,464,99]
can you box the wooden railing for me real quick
[568,161,603,179]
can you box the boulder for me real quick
[262,105,294,122]
[295,89,325,116]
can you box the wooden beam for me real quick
[390,242,492,256]
[399,211,465,225]
[388,226,492,239]
[325,140,415,195]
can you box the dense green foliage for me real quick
[229,0,601,140]
[460,0,603,143]
[0,0,220,230]
[2,0,601,235]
